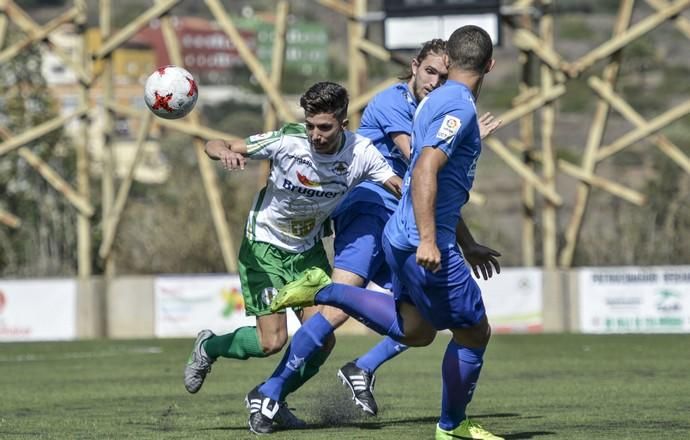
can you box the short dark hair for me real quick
[446,25,493,73]
[300,81,349,121]
[400,38,447,81]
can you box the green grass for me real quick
[1,334,689,439]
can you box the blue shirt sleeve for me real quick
[372,87,414,136]
[420,104,476,158]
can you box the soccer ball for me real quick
[144,65,198,119]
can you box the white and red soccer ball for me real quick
[144,65,198,119]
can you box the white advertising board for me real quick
[477,268,543,333]
[579,266,690,333]
[0,279,77,341]
[154,275,301,337]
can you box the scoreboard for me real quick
[382,0,502,50]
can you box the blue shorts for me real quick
[382,235,485,330]
[333,202,393,289]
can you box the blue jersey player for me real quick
[271,26,503,439]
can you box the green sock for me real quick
[279,347,332,401]
[203,326,267,360]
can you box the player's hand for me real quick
[463,242,501,280]
[217,150,246,170]
[478,112,502,140]
[416,240,441,273]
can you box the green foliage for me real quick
[0,38,77,276]
[1,335,689,438]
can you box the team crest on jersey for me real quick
[436,115,461,140]
[330,161,349,176]
[249,131,277,143]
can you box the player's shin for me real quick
[259,313,335,401]
[356,336,409,374]
[439,340,485,430]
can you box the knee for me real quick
[403,327,436,347]
[320,306,350,328]
[260,332,288,355]
[322,333,336,352]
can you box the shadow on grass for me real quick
[503,432,556,439]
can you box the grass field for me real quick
[1,334,689,439]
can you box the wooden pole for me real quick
[205,0,295,124]
[158,3,238,272]
[645,0,690,38]
[588,76,690,174]
[0,0,9,49]
[539,1,557,269]
[4,2,91,84]
[567,0,690,77]
[0,106,88,156]
[0,208,21,228]
[349,77,399,116]
[559,0,634,268]
[495,84,566,128]
[258,0,289,186]
[94,0,182,59]
[596,100,690,161]
[484,138,562,206]
[75,0,91,278]
[106,102,239,141]
[0,5,80,66]
[347,0,367,129]
[518,2,536,266]
[100,0,116,277]
[99,112,153,259]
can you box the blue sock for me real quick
[355,337,408,373]
[315,283,404,340]
[439,341,485,431]
[259,312,334,401]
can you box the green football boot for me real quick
[435,419,504,440]
[270,267,332,312]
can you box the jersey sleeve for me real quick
[421,104,476,158]
[359,142,396,185]
[244,130,283,159]
[376,90,413,135]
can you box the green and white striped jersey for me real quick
[244,123,395,252]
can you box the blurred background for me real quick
[0,0,689,340]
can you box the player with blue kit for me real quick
[271,25,504,439]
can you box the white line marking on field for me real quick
[0,346,162,363]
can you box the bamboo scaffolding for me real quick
[159,3,238,272]
[645,0,690,37]
[0,5,80,66]
[484,137,562,206]
[206,0,295,124]
[539,4,557,269]
[347,0,367,128]
[349,77,399,116]
[495,84,566,128]
[4,1,91,84]
[559,0,634,268]
[99,111,152,260]
[567,0,690,77]
[258,0,289,186]
[94,0,182,59]
[0,106,88,156]
[100,0,115,276]
[106,102,239,141]
[596,100,690,161]
[0,208,21,228]
[588,76,690,174]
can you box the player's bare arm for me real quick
[205,138,248,170]
[383,175,403,198]
[478,112,502,139]
[412,147,448,273]
[390,132,412,160]
[455,216,501,280]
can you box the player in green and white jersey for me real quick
[183,81,402,434]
